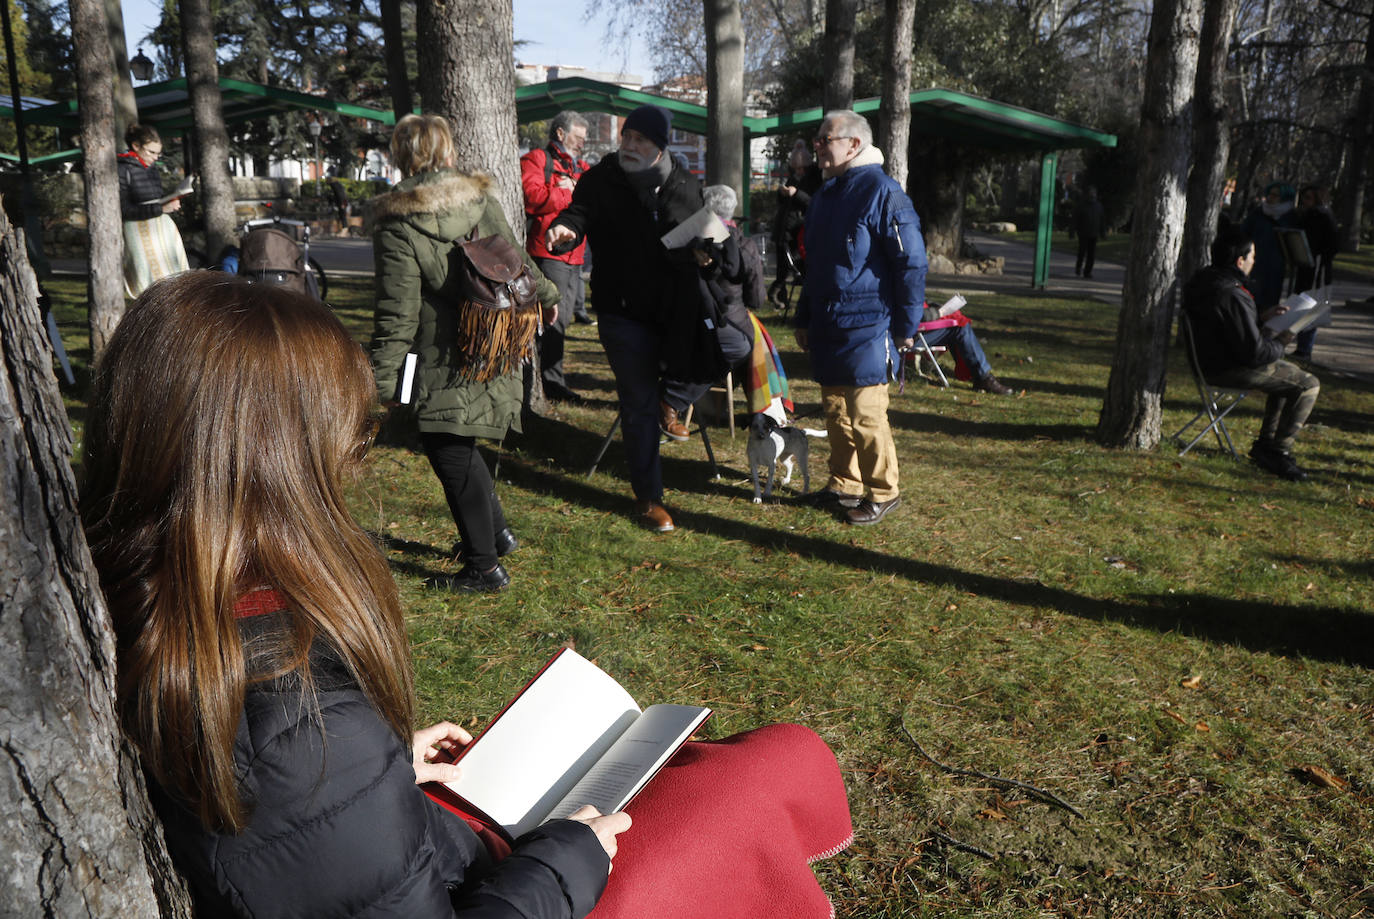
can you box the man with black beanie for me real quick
[547,105,750,532]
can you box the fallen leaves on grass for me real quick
[1293,764,1350,790]
[1163,708,1187,724]
[1180,675,1203,690]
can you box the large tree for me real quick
[0,209,192,916]
[413,0,522,235]
[821,0,856,111]
[1096,0,1204,450]
[180,0,236,259]
[704,0,745,194]
[877,0,915,187]
[1179,0,1241,284]
[70,0,125,357]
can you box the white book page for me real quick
[444,651,640,839]
[660,207,730,249]
[937,294,966,318]
[546,704,711,822]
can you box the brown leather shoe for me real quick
[659,401,690,442]
[972,373,1013,395]
[845,495,901,526]
[635,500,675,532]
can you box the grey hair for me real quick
[821,110,872,150]
[549,111,589,142]
[702,184,738,220]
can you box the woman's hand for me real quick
[542,303,559,325]
[567,805,632,869]
[162,199,181,214]
[411,721,472,785]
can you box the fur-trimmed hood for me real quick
[368,169,493,227]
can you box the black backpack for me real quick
[238,227,309,296]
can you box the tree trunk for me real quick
[822,0,856,112]
[105,0,138,143]
[180,0,236,260]
[704,0,744,195]
[907,137,966,260]
[1096,0,1204,450]
[72,0,126,358]
[1179,0,1239,284]
[878,0,915,188]
[379,0,414,121]
[0,210,193,918]
[1339,7,1374,253]
[415,0,522,241]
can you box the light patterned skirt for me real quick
[123,215,189,297]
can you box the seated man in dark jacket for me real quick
[1181,226,1320,481]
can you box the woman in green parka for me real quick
[370,114,559,592]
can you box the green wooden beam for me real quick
[1033,152,1059,289]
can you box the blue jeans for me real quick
[599,313,752,502]
[919,323,993,379]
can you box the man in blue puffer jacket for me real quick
[793,110,922,526]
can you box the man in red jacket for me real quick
[523,111,591,402]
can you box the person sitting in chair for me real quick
[1181,225,1320,482]
[913,303,1013,395]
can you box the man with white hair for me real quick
[792,110,921,526]
[522,110,592,402]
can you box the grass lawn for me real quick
[50,275,1374,917]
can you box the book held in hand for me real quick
[427,649,710,841]
[140,176,195,207]
[1263,291,1332,337]
[660,206,731,250]
[937,294,967,319]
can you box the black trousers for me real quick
[420,432,508,569]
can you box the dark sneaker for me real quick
[972,373,1013,395]
[659,401,690,442]
[798,488,862,509]
[635,500,675,532]
[544,382,585,404]
[846,496,902,525]
[1249,442,1309,482]
[574,311,596,325]
[429,563,510,592]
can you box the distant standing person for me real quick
[328,171,351,228]
[770,142,822,305]
[793,110,923,526]
[522,111,592,403]
[1074,186,1104,279]
[118,123,189,297]
[1292,184,1339,363]
[1242,181,1299,311]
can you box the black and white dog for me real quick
[747,412,826,503]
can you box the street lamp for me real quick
[130,48,155,82]
[308,119,322,193]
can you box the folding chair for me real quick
[1173,312,1249,458]
[910,317,963,388]
[690,370,737,438]
[586,412,719,479]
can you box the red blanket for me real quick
[589,723,853,919]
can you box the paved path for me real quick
[937,232,1374,384]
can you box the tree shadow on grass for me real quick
[499,458,1374,669]
[887,406,1095,443]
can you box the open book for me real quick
[937,294,967,319]
[428,649,710,841]
[140,176,195,207]
[1263,291,1332,336]
[660,206,730,249]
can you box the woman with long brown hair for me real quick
[81,272,624,917]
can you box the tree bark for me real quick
[415,0,523,241]
[1096,0,1204,450]
[704,0,745,195]
[180,0,236,260]
[1179,0,1239,284]
[908,137,966,260]
[71,0,126,358]
[0,210,193,917]
[1338,6,1373,253]
[822,0,857,112]
[379,0,414,122]
[878,0,915,188]
[105,0,138,143]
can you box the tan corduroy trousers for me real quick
[820,383,899,503]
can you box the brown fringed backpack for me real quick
[451,231,541,382]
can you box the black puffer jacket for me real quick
[118,152,165,222]
[1181,265,1284,376]
[548,154,702,327]
[152,610,609,919]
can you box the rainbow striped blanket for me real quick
[744,312,793,417]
